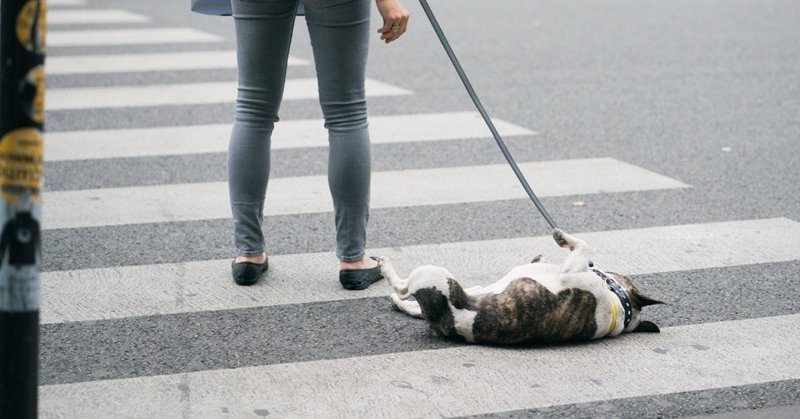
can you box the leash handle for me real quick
[418,0,559,230]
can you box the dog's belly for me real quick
[470,277,599,344]
[483,264,564,296]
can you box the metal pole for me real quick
[0,0,46,417]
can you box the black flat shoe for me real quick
[339,256,383,290]
[231,257,269,286]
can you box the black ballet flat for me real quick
[339,257,383,290]
[231,257,269,286]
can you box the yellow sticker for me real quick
[0,128,44,205]
[23,65,47,124]
[16,0,48,54]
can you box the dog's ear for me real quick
[629,288,665,308]
[633,320,660,333]
[637,294,665,307]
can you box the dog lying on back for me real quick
[381,229,664,345]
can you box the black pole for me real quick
[0,0,46,417]
[418,0,559,230]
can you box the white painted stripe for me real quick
[45,112,534,161]
[48,10,151,25]
[39,314,800,417]
[42,216,796,324]
[46,51,307,75]
[41,158,688,230]
[46,79,410,110]
[49,0,86,6]
[48,28,222,47]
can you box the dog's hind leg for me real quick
[380,257,411,297]
[553,229,591,274]
[390,293,423,318]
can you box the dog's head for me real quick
[607,272,665,333]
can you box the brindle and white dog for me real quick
[381,229,664,345]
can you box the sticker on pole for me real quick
[21,65,46,124]
[0,128,42,312]
[0,251,40,312]
[16,0,48,54]
[0,128,44,205]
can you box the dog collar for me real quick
[589,261,632,330]
[605,295,619,337]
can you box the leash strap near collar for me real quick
[589,262,632,329]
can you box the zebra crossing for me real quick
[44,158,687,229]
[47,9,150,25]
[48,0,87,6]
[48,27,223,47]
[40,1,800,418]
[40,218,800,325]
[47,78,411,110]
[45,112,532,160]
[47,51,303,75]
[48,9,151,25]
[36,314,800,417]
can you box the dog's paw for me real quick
[390,293,423,317]
[553,228,571,248]
[553,228,585,251]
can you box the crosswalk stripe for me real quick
[45,112,534,161]
[40,217,796,323]
[43,217,796,324]
[41,158,688,230]
[46,51,307,75]
[48,28,222,47]
[46,78,411,110]
[48,9,151,25]
[49,0,86,6]
[38,314,800,417]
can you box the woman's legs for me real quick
[304,0,375,265]
[228,0,299,262]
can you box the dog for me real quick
[381,229,664,345]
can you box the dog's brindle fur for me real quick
[382,229,663,345]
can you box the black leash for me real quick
[418,0,559,230]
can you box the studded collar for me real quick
[589,261,633,330]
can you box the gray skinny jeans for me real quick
[229,0,372,262]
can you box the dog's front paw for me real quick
[553,228,570,248]
[553,228,585,251]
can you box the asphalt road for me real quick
[39,0,799,417]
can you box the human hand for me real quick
[376,0,410,44]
